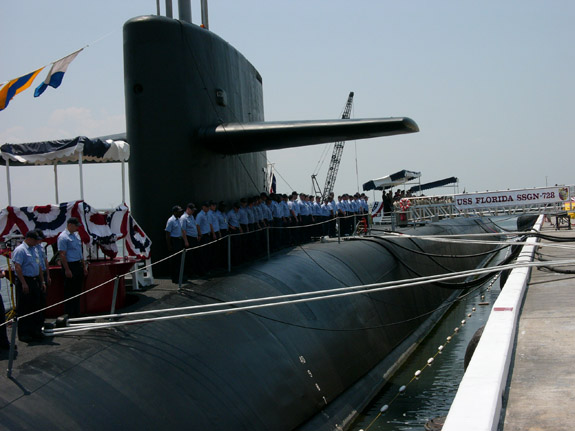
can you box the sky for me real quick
[1,0,574,209]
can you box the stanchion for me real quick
[110,276,119,315]
[7,317,17,378]
[178,250,186,288]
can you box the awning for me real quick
[408,177,458,194]
[0,135,129,165]
[362,169,421,191]
[1,134,129,205]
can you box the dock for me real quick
[443,216,575,431]
[502,225,575,430]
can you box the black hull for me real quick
[0,218,507,430]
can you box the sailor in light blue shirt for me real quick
[288,195,299,221]
[361,195,369,212]
[271,198,281,219]
[33,229,51,286]
[298,195,310,216]
[58,225,84,263]
[209,202,221,237]
[216,207,227,232]
[196,204,214,237]
[254,199,264,225]
[246,199,256,228]
[280,195,290,220]
[12,230,46,340]
[262,199,273,223]
[227,204,242,232]
[13,236,41,278]
[165,207,183,239]
[180,203,200,247]
[238,199,249,229]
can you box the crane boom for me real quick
[320,91,354,201]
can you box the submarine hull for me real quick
[0,218,508,430]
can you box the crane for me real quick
[311,91,354,201]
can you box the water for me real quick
[350,280,501,431]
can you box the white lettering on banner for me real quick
[454,186,570,210]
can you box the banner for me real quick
[454,186,570,210]
[0,201,151,259]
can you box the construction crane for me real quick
[311,91,354,201]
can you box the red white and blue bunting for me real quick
[0,200,151,259]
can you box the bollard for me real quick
[338,220,341,244]
[178,249,186,289]
[227,234,231,273]
[110,276,120,315]
[7,318,18,378]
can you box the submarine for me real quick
[0,3,532,430]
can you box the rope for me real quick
[44,258,575,336]
[2,219,568,329]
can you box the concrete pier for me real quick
[502,225,575,430]
[443,216,575,431]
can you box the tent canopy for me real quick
[408,176,458,194]
[0,135,129,166]
[363,169,421,191]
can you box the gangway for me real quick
[371,185,575,227]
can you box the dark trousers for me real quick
[272,218,283,250]
[169,237,183,283]
[219,229,228,268]
[1,293,10,347]
[229,228,242,265]
[184,236,199,278]
[199,233,213,274]
[63,261,84,317]
[302,215,312,242]
[15,276,44,339]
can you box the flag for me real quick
[0,67,45,111]
[270,174,276,194]
[34,49,82,97]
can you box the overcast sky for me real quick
[1,0,574,208]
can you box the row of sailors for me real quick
[165,192,370,282]
[167,193,370,240]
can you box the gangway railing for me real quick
[373,196,571,227]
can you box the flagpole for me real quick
[5,158,11,206]
[54,162,59,204]
[121,160,126,204]
[78,149,84,201]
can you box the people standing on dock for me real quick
[58,217,87,317]
[165,205,184,283]
[13,230,46,341]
